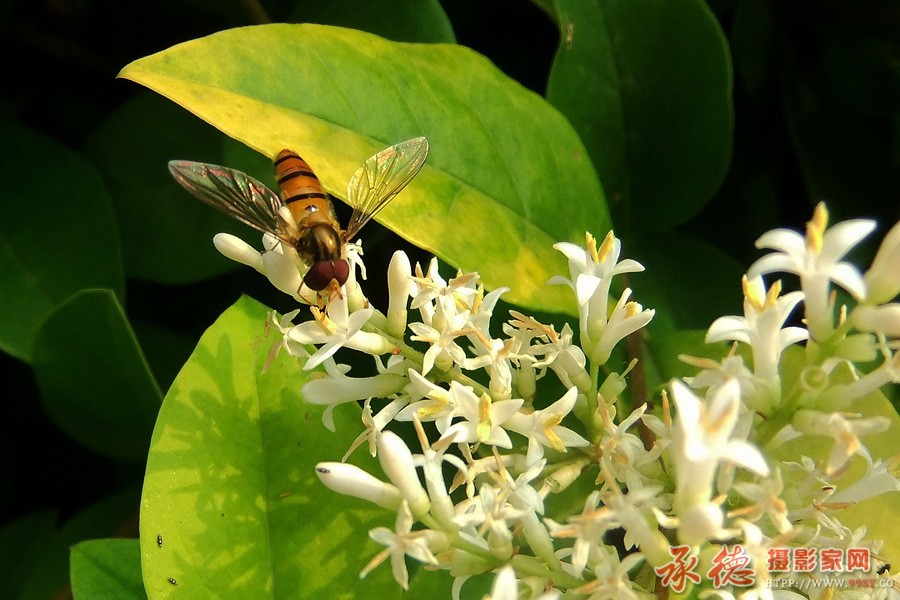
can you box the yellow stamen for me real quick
[598,231,616,264]
[742,276,782,312]
[806,202,828,254]
[661,389,672,430]
[311,306,337,335]
[543,413,566,452]
[765,279,782,308]
[477,393,493,442]
[585,231,599,264]
[624,301,640,318]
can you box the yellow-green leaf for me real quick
[119,24,610,314]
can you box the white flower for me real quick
[386,250,412,337]
[792,409,890,476]
[506,387,589,452]
[731,469,793,534]
[361,501,446,590]
[549,231,645,349]
[289,295,391,369]
[588,288,655,365]
[670,379,769,512]
[683,354,760,407]
[300,359,407,431]
[850,303,900,337]
[578,550,646,600]
[748,203,876,339]
[409,258,479,319]
[463,335,515,400]
[314,461,402,510]
[454,483,524,559]
[214,232,318,304]
[263,308,308,370]
[408,300,471,374]
[395,369,457,433]
[529,322,592,392]
[596,403,660,490]
[411,417,468,529]
[548,491,619,574]
[441,383,523,449]
[706,277,808,384]
[603,487,672,567]
[828,453,900,504]
[378,431,430,517]
[864,219,900,304]
[485,566,519,600]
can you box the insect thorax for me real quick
[297,224,342,264]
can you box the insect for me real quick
[168,137,429,294]
[157,533,163,548]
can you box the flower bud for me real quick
[377,431,431,517]
[214,233,264,272]
[261,250,307,302]
[851,304,900,337]
[302,372,407,406]
[521,512,557,567]
[387,251,412,338]
[345,329,395,356]
[315,462,402,510]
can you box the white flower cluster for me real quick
[216,203,899,599]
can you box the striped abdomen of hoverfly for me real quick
[274,149,349,291]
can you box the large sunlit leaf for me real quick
[31,289,163,461]
[545,0,733,232]
[288,0,456,43]
[119,24,610,314]
[0,121,123,361]
[70,539,146,600]
[140,296,396,599]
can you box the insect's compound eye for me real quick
[303,260,350,291]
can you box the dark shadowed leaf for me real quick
[0,122,123,361]
[31,289,162,461]
[545,0,733,233]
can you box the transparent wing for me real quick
[168,160,295,243]
[343,137,429,241]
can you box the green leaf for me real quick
[82,92,252,285]
[0,510,57,600]
[20,489,141,600]
[140,296,396,599]
[31,289,163,461]
[545,0,733,232]
[119,24,610,314]
[288,0,456,43]
[0,121,123,361]
[70,539,146,600]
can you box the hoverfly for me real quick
[168,137,429,294]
